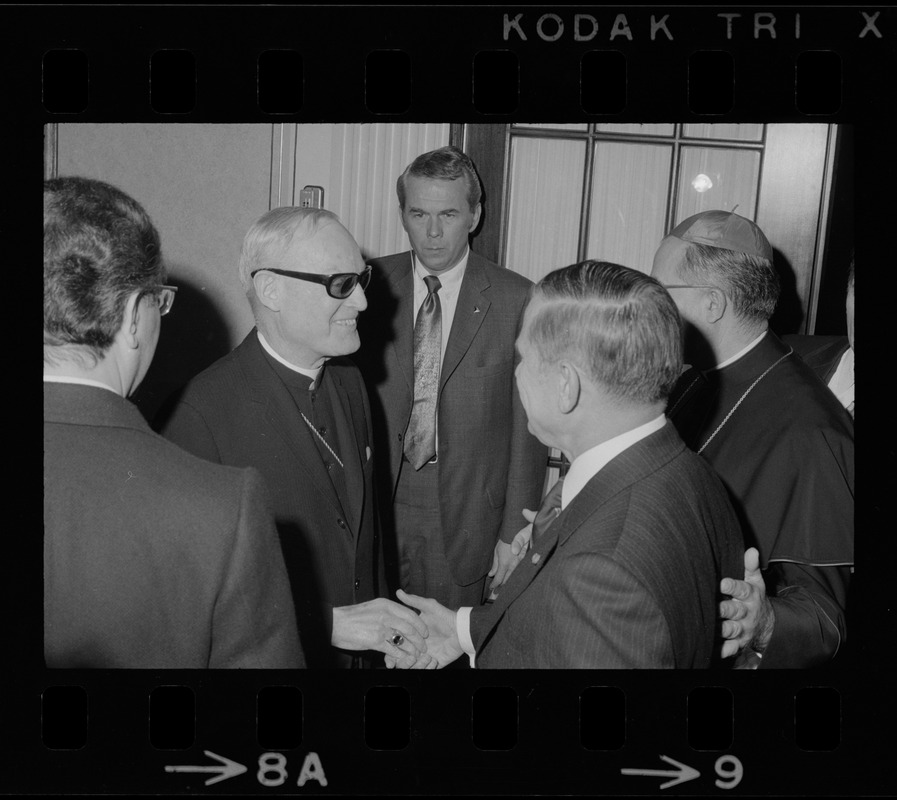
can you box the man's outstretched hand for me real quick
[385,589,465,669]
[331,597,429,664]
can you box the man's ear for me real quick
[120,291,142,350]
[704,286,728,325]
[253,271,281,312]
[557,360,582,414]
[469,202,482,233]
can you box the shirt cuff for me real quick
[456,606,476,668]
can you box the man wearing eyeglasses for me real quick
[650,209,854,669]
[44,176,303,668]
[161,207,430,668]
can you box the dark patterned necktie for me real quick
[532,478,565,540]
[404,275,442,470]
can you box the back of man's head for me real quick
[239,206,341,292]
[44,176,163,367]
[527,260,683,405]
[667,209,779,324]
[396,145,482,212]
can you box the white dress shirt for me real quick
[412,248,469,364]
[827,346,854,411]
[43,374,120,394]
[455,414,668,666]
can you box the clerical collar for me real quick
[43,374,120,395]
[710,329,768,372]
[412,247,469,291]
[257,330,323,389]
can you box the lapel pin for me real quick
[474,306,481,313]
[531,552,541,564]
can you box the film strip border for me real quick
[11,7,894,120]
[8,3,893,796]
[9,672,875,794]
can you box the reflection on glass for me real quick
[682,123,764,142]
[505,138,585,283]
[675,147,761,222]
[692,173,713,193]
[586,142,672,273]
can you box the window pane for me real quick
[594,123,675,137]
[675,146,761,223]
[586,142,672,273]
[513,123,588,131]
[682,123,764,142]
[505,138,585,282]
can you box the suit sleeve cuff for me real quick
[456,606,476,668]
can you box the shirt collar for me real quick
[412,247,469,292]
[43,374,120,395]
[561,414,667,509]
[257,330,322,388]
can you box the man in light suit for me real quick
[161,207,429,668]
[356,146,547,612]
[391,261,744,669]
[44,176,303,669]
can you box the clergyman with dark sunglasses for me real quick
[161,206,430,669]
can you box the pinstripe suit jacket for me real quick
[356,251,548,587]
[470,423,744,669]
[44,382,303,669]
[160,331,383,668]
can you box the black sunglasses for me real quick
[251,265,372,299]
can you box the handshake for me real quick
[383,590,463,669]
[386,510,537,669]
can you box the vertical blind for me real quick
[330,123,450,261]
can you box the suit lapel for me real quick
[478,424,686,643]
[240,333,346,519]
[554,425,685,549]
[387,254,415,393]
[440,255,491,392]
[485,516,564,616]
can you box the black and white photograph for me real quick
[43,120,855,673]
[13,3,893,796]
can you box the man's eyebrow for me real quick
[406,205,461,214]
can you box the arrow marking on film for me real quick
[164,750,247,786]
[621,754,701,789]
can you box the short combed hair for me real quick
[679,242,779,323]
[238,206,341,290]
[44,176,164,364]
[396,145,482,212]
[526,261,683,405]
